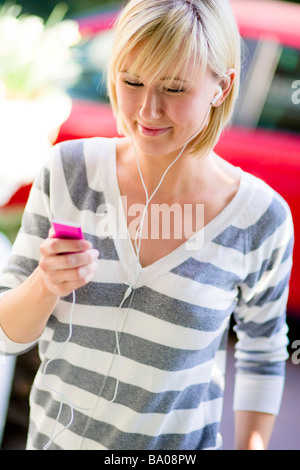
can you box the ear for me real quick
[212,68,236,107]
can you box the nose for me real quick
[139,87,163,121]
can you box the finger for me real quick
[45,237,92,256]
[53,274,96,297]
[48,261,98,285]
[40,248,99,272]
[48,227,55,238]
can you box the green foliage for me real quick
[0,208,23,243]
[0,0,123,20]
[0,2,81,99]
[0,0,297,21]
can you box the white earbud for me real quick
[211,86,223,105]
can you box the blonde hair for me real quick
[107,0,241,158]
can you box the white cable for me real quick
[42,291,76,450]
[132,137,188,262]
[43,102,213,449]
[43,284,134,450]
[131,103,212,263]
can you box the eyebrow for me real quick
[161,77,190,83]
[120,70,139,76]
[120,70,190,83]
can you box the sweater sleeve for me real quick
[233,193,294,415]
[0,146,55,356]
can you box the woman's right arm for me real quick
[0,233,99,345]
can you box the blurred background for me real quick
[0,0,300,450]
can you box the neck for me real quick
[131,139,214,201]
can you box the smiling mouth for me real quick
[138,123,172,136]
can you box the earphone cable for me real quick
[43,100,214,449]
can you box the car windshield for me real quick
[67,29,114,103]
[233,38,300,134]
[68,29,300,134]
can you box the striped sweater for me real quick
[0,137,294,450]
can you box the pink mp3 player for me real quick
[52,219,84,240]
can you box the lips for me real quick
[138,123,172,137]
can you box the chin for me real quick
[135,138,177,158]
[132,129,182,158]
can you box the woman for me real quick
[0,0,294,450]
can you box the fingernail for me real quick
[80,240,91,249]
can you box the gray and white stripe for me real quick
[0,137,293,450]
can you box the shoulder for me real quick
[52,137,118,167]
[239,171,294,255]
[34,137,119,215]
[241,171,292,225]
[214,169,293,260]
[44,137,118,187]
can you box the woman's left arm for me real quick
[234,410,276,450]
[233,194,294,450]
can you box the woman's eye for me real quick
[125,80,143,87]
[123,79,184,94]
[165,88,184,94]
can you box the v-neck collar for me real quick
[99,137,252,288]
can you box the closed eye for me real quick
[164,87,185,94]
[124,80,143,87]
[124,80,185,94]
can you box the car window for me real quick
[67,29,114,103]
[258,45,300,133]
[70,30,300,135]
[234,38,300,134]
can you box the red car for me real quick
[8,0,300,315]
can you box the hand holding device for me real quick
[38,220,99,298]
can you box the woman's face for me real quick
[116,48,220,158]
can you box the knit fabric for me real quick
[0,138,293,450]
